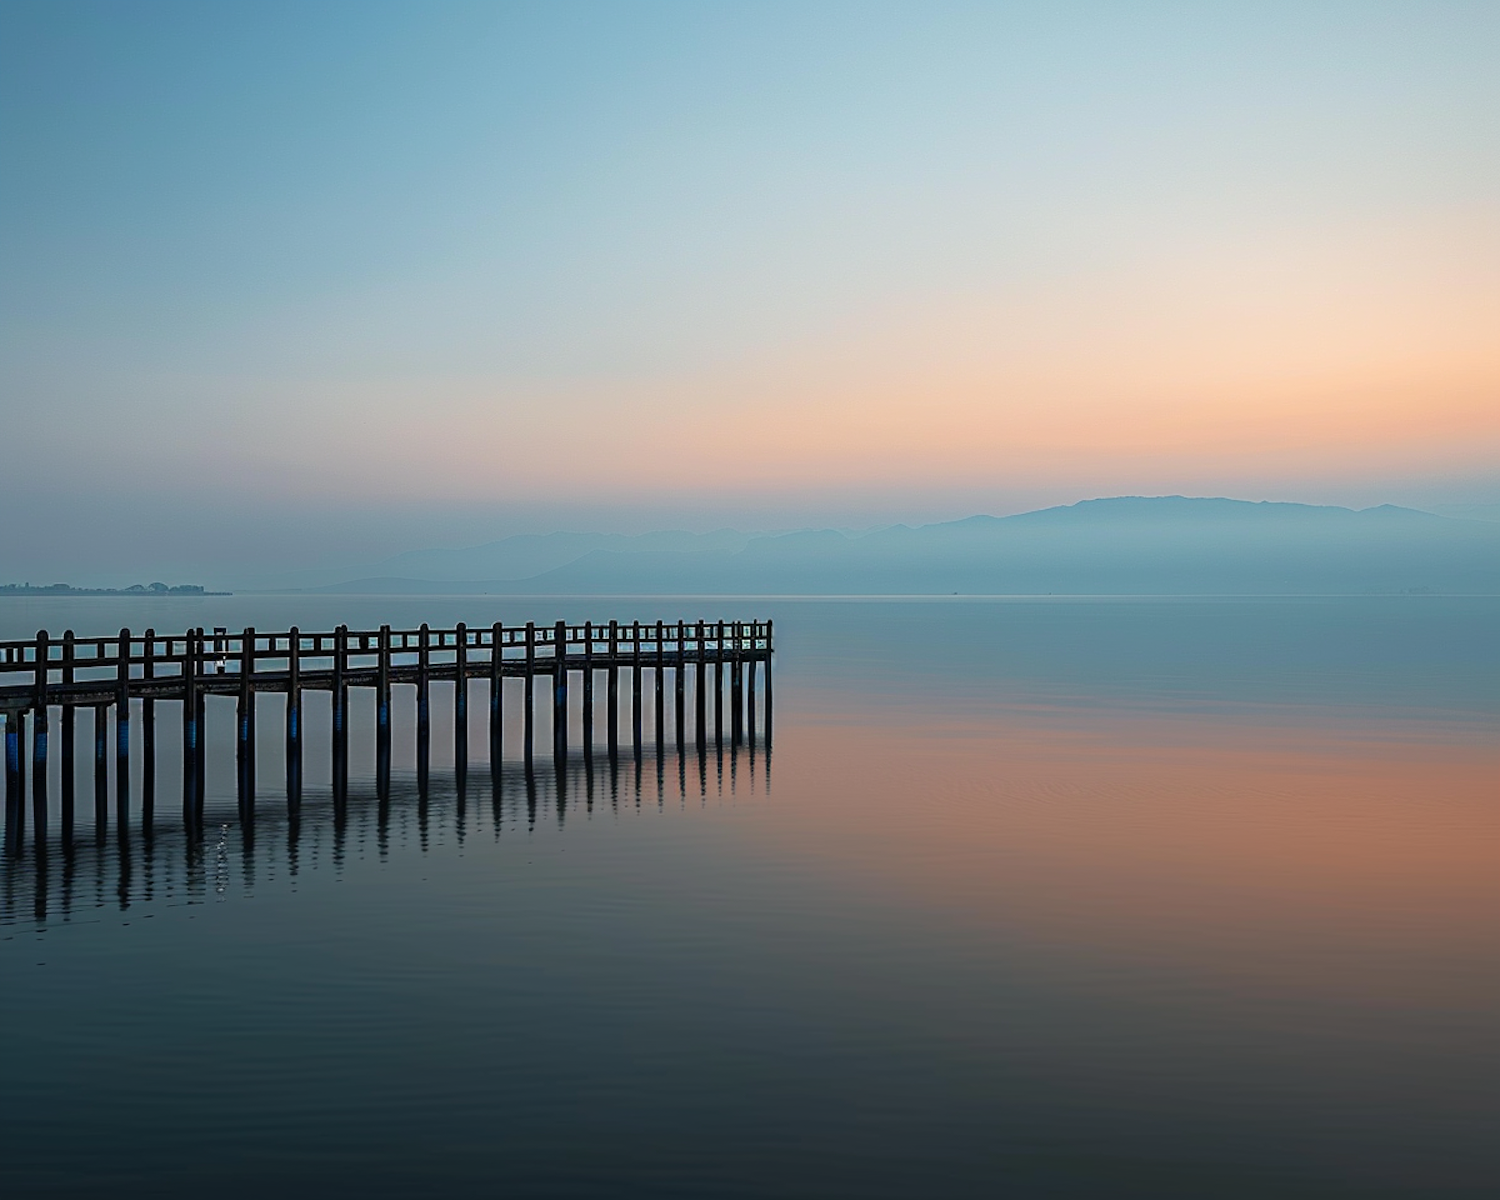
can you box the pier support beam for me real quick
[33,631,50,851]
[376,625,391,795]
[416,624,430,791]
[583,622,594,750]
[607,621,619,758]
[182,629,198,828]
[695,621,706,748]
[62,632,75,842]
[454,622,468,782]
[553,620,568,761]
[489,624,507,765]
[674,620,686,752]
[142,630,155,828]
[747,655,757,746]
[764,619,774,747]
[115,628,129,835]
[730,622,744,743]
[715,621,725,744]
[654,621,665,751]
[489,621,504,764]
[286,627,302,805]
[238,628,255,817]
[631,621,642,756]
[332,625,347,801]
[96,702,110,834]
[524,623,536,766]
[4,712,19,857]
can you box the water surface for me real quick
[2,597,1496,1197]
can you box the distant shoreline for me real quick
[0,584,231,597]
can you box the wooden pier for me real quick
[1,618,771,855]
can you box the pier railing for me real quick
[2,618,772,854]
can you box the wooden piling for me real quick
[695,620,706,747]
[747,648,757,745]
[675,620,686,750]
[489,621,504,761]
[731,621,743,742]
[454,622,467,775]
[115,628,129,831]
[331,625,346,800]
[182,629,198,825]
[631,620,642,754]
[524,622,536,764]
[715,620,725,743]
[416,624,431,790]
[141,630,155,825]
[764,618,774,747]
[583,621,594,750]
[4,711,19,856]
[553,619,568,759]
[61,631,75,840]
[194,630,207,820]
[286,626,302,802]
[607,621,619,756]
[377,625,391,792]
[654,621,665,750]
[32,630,48,850]
[238,627,255,814]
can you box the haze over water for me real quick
[3,595,1496,1197]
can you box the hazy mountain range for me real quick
[263,497,1500,596]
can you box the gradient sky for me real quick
[2,0,1497,579]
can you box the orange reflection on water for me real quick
[756,705,1500,1009]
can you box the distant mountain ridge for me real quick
[304,497,1500,596]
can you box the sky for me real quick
[1,0,1497,582]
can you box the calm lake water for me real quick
[2,596,1497,1198]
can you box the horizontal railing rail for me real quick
[0,620,771,698]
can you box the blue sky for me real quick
[2,1,1496,580]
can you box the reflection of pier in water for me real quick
[1,738,772,926]
[2,618,772,858]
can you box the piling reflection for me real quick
[1,736,770,927]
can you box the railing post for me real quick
[654,621,665,751]
[731,621,743,743]
[286,626,301,805]
[332,625,347,802]
[194,628,207,820]
[182,629,198,828]
[674,620,686,751]
[764,618,773,748]
[631,621,642,755]
[142,629,155,827]
[524,622,536,766]
[695,620,706,748]
[455,622,468,777]
[238,627,255,815]
[61,631,75,842]
[747,626,757,746]
[583,621,594,750]
[553,620,568,760]
[377,625,391,794]
[607,620,619,757]
[489,621,504,763]
[416,624,430,791]
[115,627,130,834]
[715,620,725,744]
[32,630,49,851]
